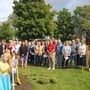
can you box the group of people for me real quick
[27,38,86,71]
[0,38,87,69]
[0,37,88,90]
[0,40,21,90]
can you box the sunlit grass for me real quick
[19,66,90,90]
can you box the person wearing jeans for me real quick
[34,41,43,66]
[70,40,77,67]
[56,39,63,68]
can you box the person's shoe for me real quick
[11,83,17,86]
[48,67,51,70]
[89,68,90,72]
[82,67,84,72]
[52,68,55,70]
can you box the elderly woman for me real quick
[62,41,71,69]
[78,40,86,72]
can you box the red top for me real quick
[47,44,55,52]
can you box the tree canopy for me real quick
[73,5,90,38]
[13,0,57,40]
[56,8,74,41]
[0,22,14,41]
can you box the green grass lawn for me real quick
[19,66,90,90]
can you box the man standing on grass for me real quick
[47,39,56,70]
[56,39,63,68]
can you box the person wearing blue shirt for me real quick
[56,39,63,68]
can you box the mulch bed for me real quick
[15,76,32,90]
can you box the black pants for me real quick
[77,55,86,66]
[62,56,70,68]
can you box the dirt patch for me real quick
[15,76,32,90]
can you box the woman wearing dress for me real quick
[0,52,11,90]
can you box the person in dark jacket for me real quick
[19,41,28,68]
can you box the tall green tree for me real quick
[73,5,90,38]
[13,0,57,40]
[0,22,14,40]
[56,8,74,41]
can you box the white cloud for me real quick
[0,0,13,22]
[0,0,90,22]
[65,0,90,11]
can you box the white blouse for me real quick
[78,44,86,56]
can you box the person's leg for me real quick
[60,55,63,68]
[46,57,49,67]
[74,55,77,68]
[34,55,38,66]
[70,54,73,66]
[37,55,40,66]
[21,56,24,67]
[66,58,69,68]
[41,56,44,66]
[39,55,42,66]
[29,53,32,64]
[48,55,52,69]
[34,55,36,65]
[82,55,86,72]
[56,54,60,68]
[32,55,34,65]
[77,54,79,66]
[62,56,66,69]
[25,60,27,67]
[51,53,55,70]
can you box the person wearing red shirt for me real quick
[47,40,56,70]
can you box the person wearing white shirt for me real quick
[78,40,86,72]
[62,41,71,69]
[15,41,21,54]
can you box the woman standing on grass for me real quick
[62,41,71,69]
[19,41,28,68]
[78,40,86,72]
[34,41,43,66]
[0,52,11,90]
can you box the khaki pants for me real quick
[48,52,55,69]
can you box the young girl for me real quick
[11,52,21,86]
[0,53,11,90]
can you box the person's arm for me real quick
[78,46,81,55]
[62,47,65,56]
[19,46,21,56]
[69,46,71,56]
[0,65,10,73]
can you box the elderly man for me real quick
[47,39,56,70]
[56,39,63,68]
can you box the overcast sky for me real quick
[0,0,90,22]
